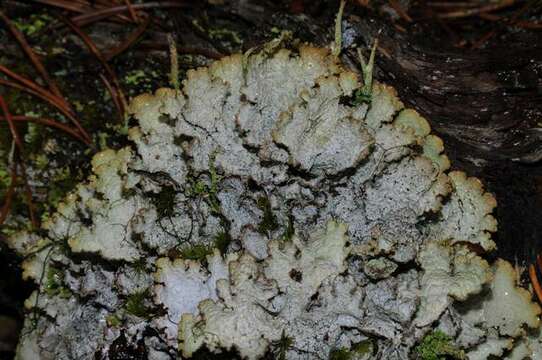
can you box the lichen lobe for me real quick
[8,43,540,360]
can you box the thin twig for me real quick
[62,17,127,122]
[0,74,92,143]
[30,0,93,13]
[124,0,140,23]
[479,11,542,29]
[388,0,413,22]
[0,96,38,228]
[0,165,17,226]
[438,0,516,19]
[0,10,67,107]
[0,65,70,115]
[472,0,533,48]
[0,115,88,144]
[428,2,485,9]
[71,2,189,26]
[139,42,224,60]
[0,95,23,151]
[104,16,150,61]
[18,160,38,229]
[529,263,542,304]
[99,73,123,123]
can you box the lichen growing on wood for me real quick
[6,38,542,360]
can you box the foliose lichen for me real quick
[7,33,542,360]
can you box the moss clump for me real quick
[179,244,214,261]
[131,257,148,273]
[281,214,295,241]
[44,266,71,298]
[328,340,374,360]
[13,13,53,36]
[329,348,353,360]
[415,330,465,360]
[213,231,231,255]
[178,229,231,261]
[151,185,177,219]
[106,314,122,327]
[271,330,293,360]
[125,289,153,318]
[187,153,222,215]
[256,197,278,235]
[351,339,374,356]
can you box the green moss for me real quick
[124,70,147,86]
[106,314,122,327]
[416,330,466,360]
[257,196,278,235]
[24,122,41,146]
[179,244,214,261]
[271,330,293,360]
[213,231,231,255]
[281,214,295,241]
[353,88,372,106]
[178,230,230,261]
[125,289,153,318]
[187,153,222,215]
[208,27,243,47]
[13,14,53,36]
[151,185,177,219]
[0,164,10,189]
[34,154,49,170]
[329,348,353,360]
[187,180,206,196]
[328,340,374,360]
[351,339,374,356]
[47,167,78,208]
[131,257,148,273]
[44,266,71,298]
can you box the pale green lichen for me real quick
[8,10,539,359]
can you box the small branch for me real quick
[388,0,413,22]
[17,160,39,229]
[529,263,542,304]
[0,10,68,108]
[123,0,140,23]
[438,0,516,19]
[62,17,128,123]
[0,115,88,144]
[104,16,150,61]
[99,73,124,124]
[0,96,38,229]
[29,0,92,14]
[0,65,70,115]
[0,96,24,151]
[71,2,189,26]
[0,73,92,144]
[0,164,17,227]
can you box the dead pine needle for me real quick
[0,10,66,106]
[62,17,128,123]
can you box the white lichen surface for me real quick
[8,41,542,360]
[180,221,356,359]
[415,241,492,327]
